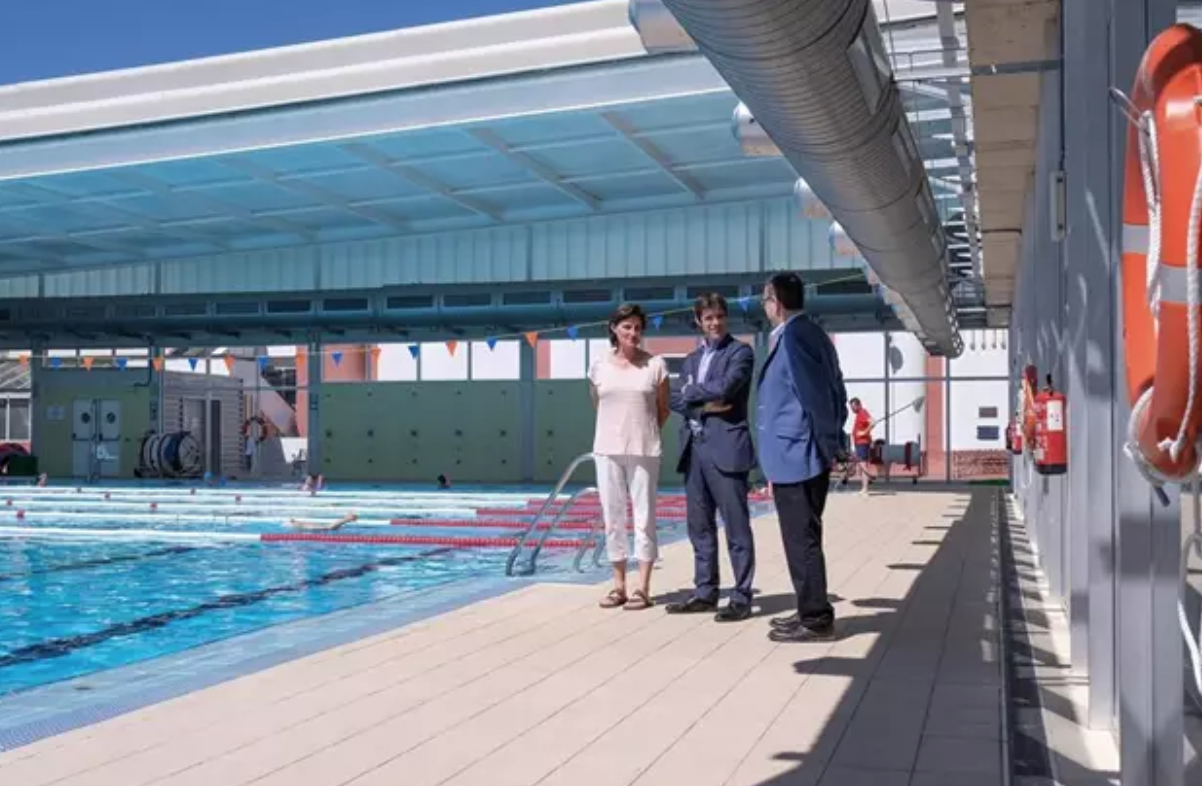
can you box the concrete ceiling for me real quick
[964,0,1059,322]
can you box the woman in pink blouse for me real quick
[588,303,670,610]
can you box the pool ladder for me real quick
[505,452,606,577]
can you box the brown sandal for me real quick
[624,590,653,611]
[599,588,628,609]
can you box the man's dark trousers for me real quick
[683,438,754,606]
[771,472,834,628]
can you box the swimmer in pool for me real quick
[300,473,325,492]
[287,512,358,531]
[437,474,451,490]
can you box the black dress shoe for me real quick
[665,596,718,614]
[768,612,801,631]
[767,623,836,643]
[715,602,752,623]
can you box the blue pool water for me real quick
[0,537,514,697]
[0,481,595,698]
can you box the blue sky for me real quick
[0,0,578,85]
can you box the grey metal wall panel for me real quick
[530,201,762,280]
[0,276,40,298]
[762,198,834,272]
[43,265,155,298]
[160,248,319,294]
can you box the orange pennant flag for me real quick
[446,340,458,357]
[82,356,94,371]
[152,357,165,372]
[369,345,382,364]
[223,355,236,373]
[524,331,539,348]
[17,354,28,367]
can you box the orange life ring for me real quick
[242,415,269,443]
[1121,24,1202,483]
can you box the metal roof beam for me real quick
[339,142,504,222]
[217,158,411,233]
[108,170,315,243]
[465,128,601,211]
[7,181,229,256]
[599,111,706,200]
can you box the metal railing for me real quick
[505,452,598,577]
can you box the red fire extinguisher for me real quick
[1006,420,1023,455]
[1033,374,1067,475]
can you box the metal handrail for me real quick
[573,512,608,573]
[528,484,597,575]
[504,452,596,576]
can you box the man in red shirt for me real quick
[849,398,874,496]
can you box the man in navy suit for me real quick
[756,272,847,642]
[666,293,757,622]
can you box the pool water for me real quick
[0,529,511,697]
[0,483,693,701]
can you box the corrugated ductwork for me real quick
[630,0,962,356]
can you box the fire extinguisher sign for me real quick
[1045,399,1065,432]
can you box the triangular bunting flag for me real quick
[485,337,498,351]
[17,354,27,367]
[82,356,94,371]
[566,326,579,340]
[50,357,61,369]
[651,315,664,330]
[445,340,458,357]
[369,346,382,364]
[152,357,165,372]
[524,331,539,348]
[257,356,268,371]
[223,355,236,373]
[408,344,420,360]
[116,357,128,370]
[332,350,343,367]
[188,357,198,371]
[738,296,752,312]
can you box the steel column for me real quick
[1064,0,1119,723]
[306,341,323,474]
[519,338,536,483]
[1111,0,1185,782]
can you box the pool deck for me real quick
[0,488,1004,786]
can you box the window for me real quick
[976,425,1000,442]
[978,406,999,419]
[8,399,30,441]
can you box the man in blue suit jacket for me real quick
[667,294,757,622]
[756,272,847,642]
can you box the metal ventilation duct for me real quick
[629,0,962,356]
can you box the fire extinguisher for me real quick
[1006,420,1023,455]
[1033,374,1067,476]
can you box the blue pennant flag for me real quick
[738,295,752,312]
[566,325,579,340]
[485,337,498,351]
[257,356,268,371]
[332,350,343,367]
[116,357,128,370]
[50,357,61,369]
[651,315,664,330]
[188,357,198,371]
[408,344,420,360]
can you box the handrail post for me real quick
[504,452,596,576]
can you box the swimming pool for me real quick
[0,485,688,700]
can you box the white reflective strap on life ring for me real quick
[1123,223,1150,254]
[1149,263,1202,305]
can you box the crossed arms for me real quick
[670,342,755,417]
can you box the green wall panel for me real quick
[34,371,151,478]
[319,379,690,485]
[320,382,521,483]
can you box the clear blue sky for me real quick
[0,0,579,85]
